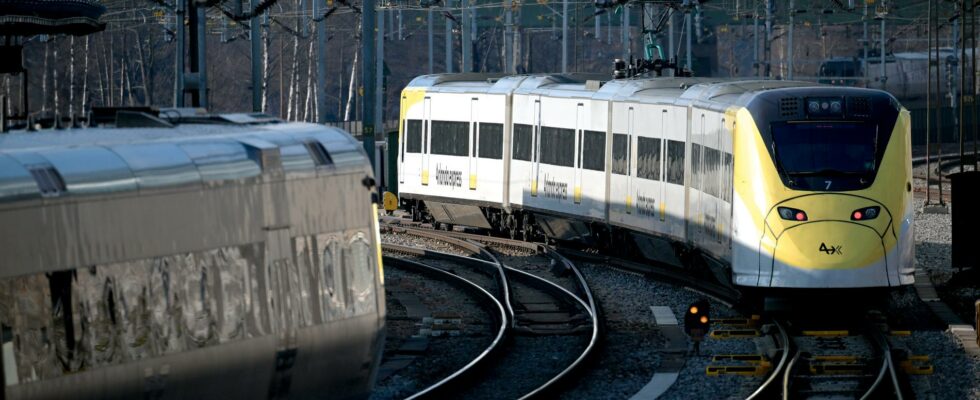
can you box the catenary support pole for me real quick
[926,0,932,205]
[315,0,326,122]
[960,0,966,172]
[623,5,630,60]
[445,1,453,73]
[195,1,207,108]
[686,5,692,70]
[936,0,944,205]
[377,7,384,131]
[880,13,885,89]
[787,0,794,80]
[251,4,262,112]
[562,0,568,73]
[753,10,759,78]
[362,0,377,169]
[428,10,434,74]
[175,0,185,107]
[462,0,471,72]
[506,0,514,73]
[863,0,868,84]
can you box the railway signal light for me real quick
[684,300,711,338]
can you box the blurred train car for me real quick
[0,109,385,399]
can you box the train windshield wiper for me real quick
[788,169,868,177]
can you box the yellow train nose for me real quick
[773,221,885,270]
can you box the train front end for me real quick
[731,88,914,289]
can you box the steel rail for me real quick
[861,329,904,400]
[745,319,791,400]
[384,227,600,399]
[381,254,509,400]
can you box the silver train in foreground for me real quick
[0,110,384,399]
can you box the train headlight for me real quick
[851,206,880,221]
[777,206,808,221]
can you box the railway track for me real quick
[748,319,906,400]
[381,226,599,399]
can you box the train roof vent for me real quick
[304,140,334,166]
[26,164,65,197]
[848,96,872,117]
[779,97,801,117]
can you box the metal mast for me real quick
[361,0,377,165]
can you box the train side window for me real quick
[637,137,662,181]
[612,133,629,175]
[406,120,422,153]
[724,152,733,202]
[430,121,469,156]
[704,147,720,197]
[581,130,605,171]
[539,126,575,167]
[665,140,685,185]
[321,240,345,315]
[691,143,702,189]
[479,123,504,159]
[348,234,376,315]
[513,124,533,161]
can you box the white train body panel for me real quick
[399,74,914,290]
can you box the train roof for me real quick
[405,73,829,109]
[0,109,368,203]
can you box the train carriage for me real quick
[398,73,914,291]
[0,112,385,399]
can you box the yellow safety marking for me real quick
[905,355,930,362]
[371,204,384,284]
[889,330,912,336]
[712,355,770,365]
[812,355,859,363]
[383,191,399,212]
[421,170,429,185]
[659,201,666,221]
[810,363,866,375]
[531,180,538,196]
[625,196,632,213]
[709,329,761,339]
[469,174,477,190]
[899,359,934,375]
[706,365,770,376]
[801,330,849,337]
[712,317,759,328]
[574,186,581,204]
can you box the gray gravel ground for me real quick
[371,259,496,400]
[560,263,758,400]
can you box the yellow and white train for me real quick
[396,73,914,290]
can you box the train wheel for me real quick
[433,221,442,230]
[446,224,454,232]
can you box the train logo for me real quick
[542,174,568,200]
[819,243,844,256]
[435,164,463,187]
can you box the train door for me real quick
[659,109,667,222]
[421,97,431,185]
[696,113,705,239]
[716,117,724,243]
[532,98,541,197]
[399,118,405,185]
[266,228,297,397]
[627,106,635,213]
[574,103,584,204]
[470,98,479,190]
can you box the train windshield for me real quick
[772,122,877,178]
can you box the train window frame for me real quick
[406,119,423,154]
[430,120,469,157]
[478,123,504,160]
[665,140,685,185]
[347,232,376,315]
[612,133,629,175]
[581,130,605,171]
[637,136,662,181]
[539,126,576,167]
[513,124,533,161]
